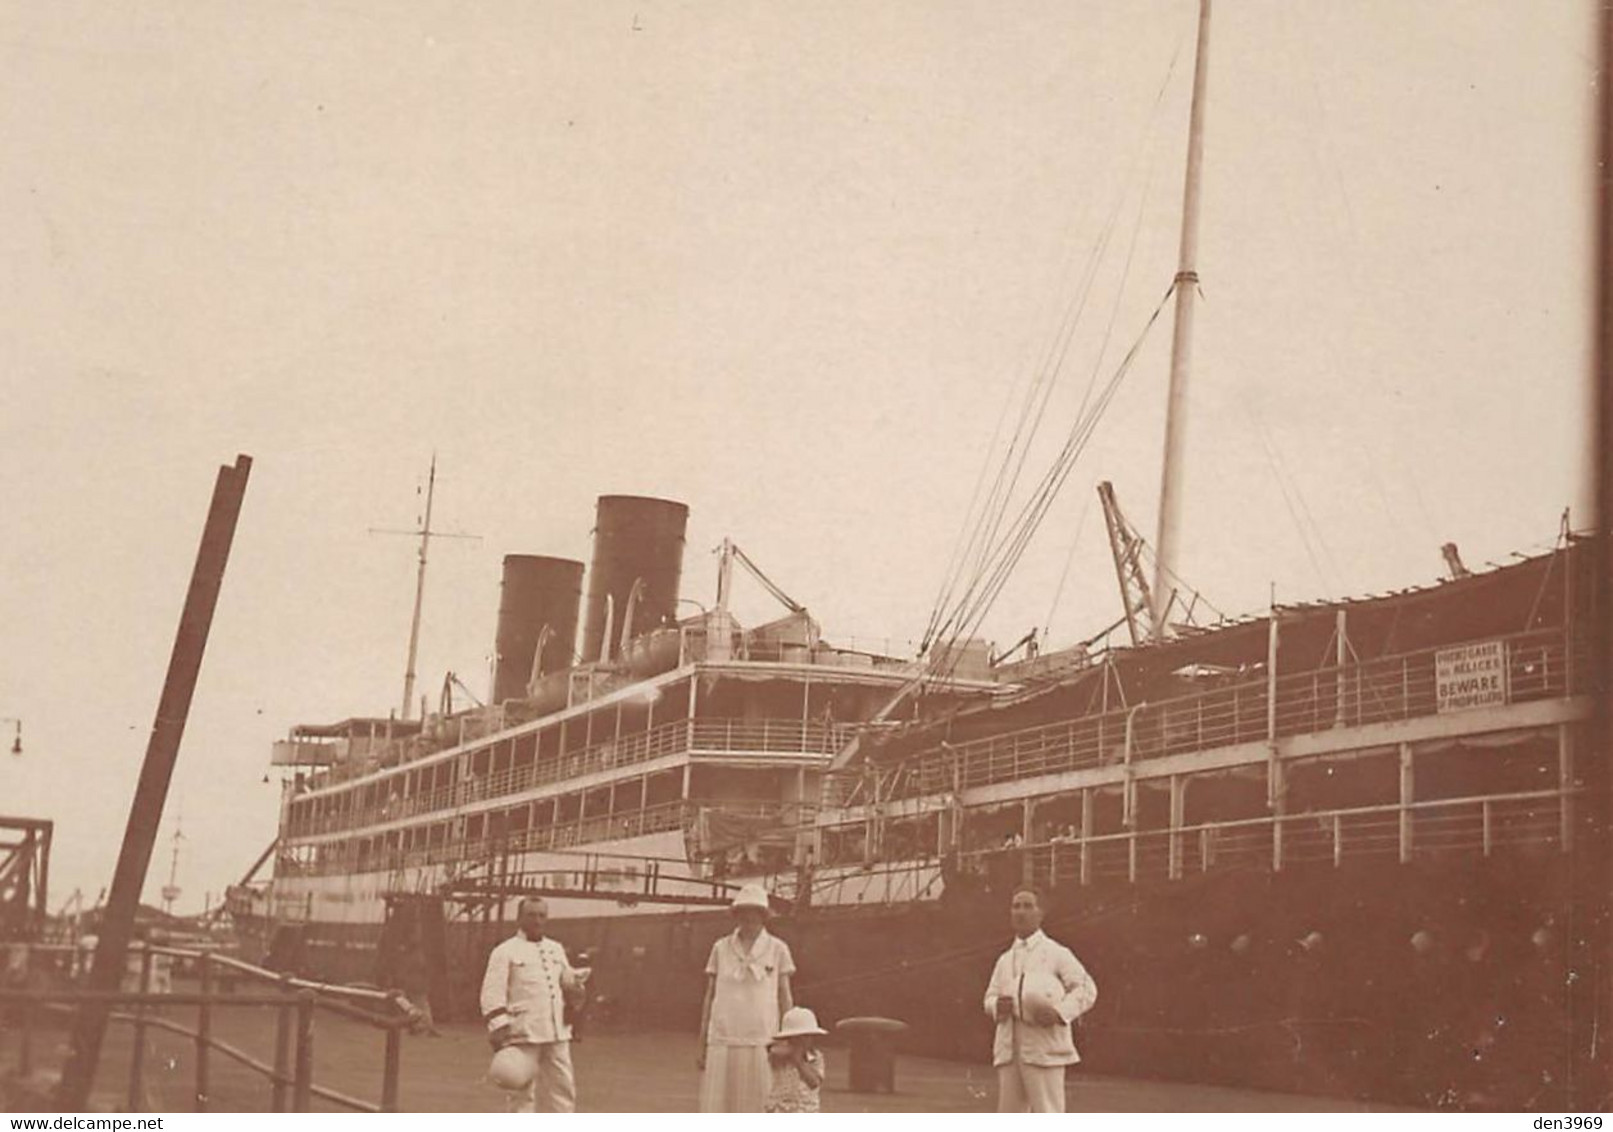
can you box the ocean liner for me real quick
[235,492,1597,1109]
[233,0,1603,1110]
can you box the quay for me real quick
[7,1008,1401,1113]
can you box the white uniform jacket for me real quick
[982,929,1098,1068]
[480,933,580,1046]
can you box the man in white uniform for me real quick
[983,887,1098,1113]
[481,897,588,1113]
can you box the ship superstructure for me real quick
[255,495,991,959]
[811,539,1594,906]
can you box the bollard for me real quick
[381,1024,402,1112]
[292,991,315,1112]
[195,953,213,1111]
[127,948,154,1111]
[835,1017,909,1094]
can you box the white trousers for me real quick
[996,1062,1067,1113]
[505,1042,576,1113]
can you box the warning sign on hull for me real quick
[1435,640,1508,713]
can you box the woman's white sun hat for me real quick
[730,882,771,913]
[488,1045,534,1091]
[773,1006,829,1040]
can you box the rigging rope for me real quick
[1249,409,1337,598]
[1043,493,1093,641]
[924,279,1178,683]
[922,36,1188,657]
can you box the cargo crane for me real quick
[1098,481,1219,643]
[0,817,52,942]
[1099,481,1160,645]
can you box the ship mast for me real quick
[160,814,183,916]
[400,457,436,720]
[371,458,481,722]
[1150,0,1212,633]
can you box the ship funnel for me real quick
[492,554,584,703]
[580,495,689,663]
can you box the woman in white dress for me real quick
[696,883,795,1112]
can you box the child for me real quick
[766,1006,827,1113]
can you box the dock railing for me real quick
[1,943,411,1113]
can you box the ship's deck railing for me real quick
[276,799,809,879]
[823,626,1587,809]
[303,710,511,790]
[792,787,1572,908]
[294,639,907,792]
[284,718,853,841]
[969,787,1570,889]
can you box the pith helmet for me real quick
[773,1006,829,1040]
[489,1046,533,1091]
[1019,972,1067,1022]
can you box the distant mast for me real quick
[371,456,480,722]
[1150,0,1212,634]
[160,815,182,916]
[400,457,437,720]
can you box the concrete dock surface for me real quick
[12,1006,1405,1113]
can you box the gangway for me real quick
[427,847,796,913]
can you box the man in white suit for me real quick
[481,897,589,1113]
[983,887,1098,1113]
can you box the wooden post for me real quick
[126,947,154,1111]
[382,1024,402,1112]
[58,456,252,1109]
[293,991,315,1112]
[195,952,213,1111]
[272,994,293,1113]
[1399,742,1415,865]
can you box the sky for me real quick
[0,0,1597,915]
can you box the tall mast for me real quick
[161,816,183,916]
[371,456,479,720]
[1150,0,1212,633]
[400,455,437,720]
